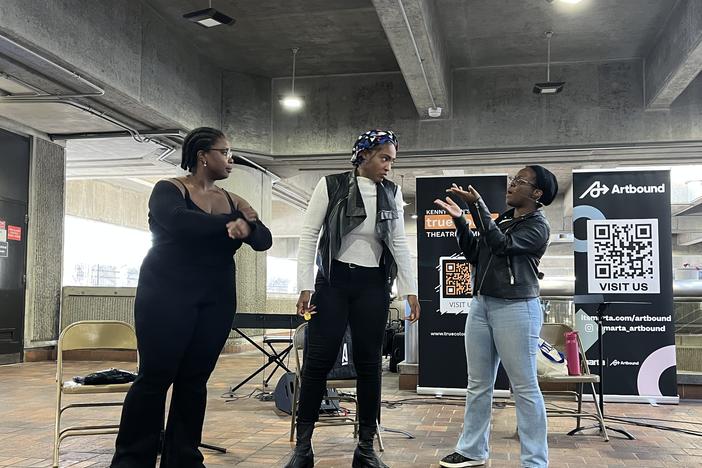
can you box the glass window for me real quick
[63,216,151,287]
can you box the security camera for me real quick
[427,107,442,118]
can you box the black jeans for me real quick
[296,261,390,428]
[111,260,236,468]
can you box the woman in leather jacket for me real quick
[434,165,558,468]
[285,129,420,468]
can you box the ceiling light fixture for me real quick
[428,107,443,118]
[183,0,235,28]
[533,31,565,95]
[280,48,304,111]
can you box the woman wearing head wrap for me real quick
[434,165,558,468]
[286,129,420,468]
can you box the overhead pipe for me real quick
[0,33,175,155]
[49,129,187,141]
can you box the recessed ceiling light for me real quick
[183,2,235,28]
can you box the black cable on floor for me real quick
[544,401,702,437]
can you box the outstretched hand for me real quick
[433,196,463,218]
[447,183,481,204]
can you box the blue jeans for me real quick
[455,295,548,468]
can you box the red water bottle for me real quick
[565,331,581,376]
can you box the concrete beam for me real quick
[645,0,702,110]
[371,0,451,119]
[677,232,702,246]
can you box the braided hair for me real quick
[181,127,225,172]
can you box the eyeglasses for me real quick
[209,148,233,158]
[508,176,538,189]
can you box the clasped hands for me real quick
[227,205,258,239]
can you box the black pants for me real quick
[296,261,390,429]
[111,260,235,468]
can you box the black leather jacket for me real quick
[454,198,550,299]
[315,171,399,287]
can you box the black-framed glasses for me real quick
[210,147,233,158]
[508,176,538,189]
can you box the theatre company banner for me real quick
[416,175,507,393]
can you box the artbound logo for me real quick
[610,359,640,367]
[579,181,666,199]
[579,181,609,199]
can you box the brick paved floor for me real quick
[1,353,702,467]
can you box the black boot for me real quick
[284,423,314,468]
[352,425,388,468]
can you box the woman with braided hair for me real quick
[110,127,272,467]
[285,129,420,468]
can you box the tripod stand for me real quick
[568,295,648,440]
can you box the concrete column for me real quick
[24,137,65,350]
[217,165,272,314]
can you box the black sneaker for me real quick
[439,452,486,467]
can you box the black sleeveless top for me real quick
[145,179,245,268]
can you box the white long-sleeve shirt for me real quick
[297,175,418,298]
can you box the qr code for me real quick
[440,257,471,298]
[587,219,660,294]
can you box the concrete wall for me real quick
[24,137,65,347]
[65,180,150,231]
[222,71,272,154]
[271,61,702,155]
[271,72,417,154]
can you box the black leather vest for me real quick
[315,171,399,287]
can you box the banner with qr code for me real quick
[587,219,660,294]
[574,169,676,401]
[439,255,472,314]
[416,175,509,393]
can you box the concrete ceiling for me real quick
[147,0,676,77]
[146,0,399,77]
[435,0,675,69]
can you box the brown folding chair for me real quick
[53,320,138,467]
[539,323,609,441]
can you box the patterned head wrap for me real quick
[350,129,398,166]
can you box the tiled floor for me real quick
[1,352,702,467]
